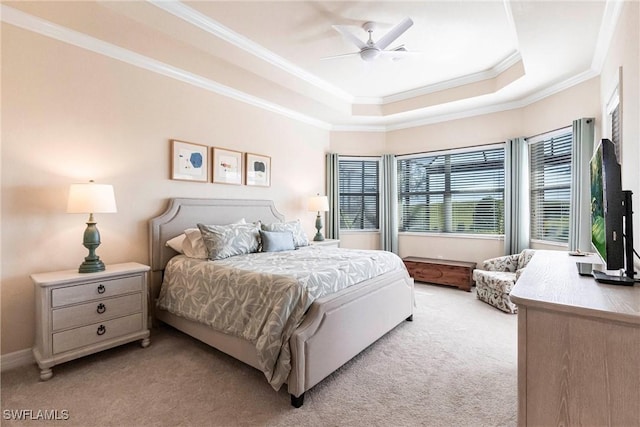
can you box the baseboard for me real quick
[1,348,35,371]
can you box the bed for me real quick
[149,198,414,407]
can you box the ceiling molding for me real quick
[0,5,332,131]
[150,0,529,110]
[148,0,355,103]
[0,4,611,134]
[358,51,522,105]
[383,68,599,132]
[590,0,624,73]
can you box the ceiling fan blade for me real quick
[378,49,421,61]
[320,51,361,61]
[375,17,413,50]
[332,25,367,50]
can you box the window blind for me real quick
[528,131,572,243]
[611,104,621,160]
[397,147,505,234]
[338,159,380,230]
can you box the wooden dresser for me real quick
[31,262,151,380]
[510,251,640,426]
[402,257,476,291]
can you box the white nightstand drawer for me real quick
[52,293,142,331]
[51,275,142,307]
[52,313,143,354]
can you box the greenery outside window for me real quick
[338,158,380,230]
[527,129,573,244]
[397,146,505,234]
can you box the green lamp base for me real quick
[79,258,106,273]
[78,216,106,273]
[313,213,325,241]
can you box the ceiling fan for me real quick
[322,17,415,62]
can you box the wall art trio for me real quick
[170,140,271,187]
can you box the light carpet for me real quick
[1,284,517,426]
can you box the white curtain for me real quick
[504,137,529,255]
[325,153,340,240]
[569,118,595,251]
[380,154,398,253]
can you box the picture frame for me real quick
[170,140,209,182]
[212,147,243,185]
[245,152,271,187]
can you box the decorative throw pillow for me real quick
[182,228,209,259]
[260,230,295,252]
[165,234,186,254]
[261,220,309,248]
[197,222,260,260]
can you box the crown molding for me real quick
[356,50,522,105]
[383,68,599,132]
[148,0,354,103]
[0,4,610,134]
[590,0,624,73]
[1,5,332,130]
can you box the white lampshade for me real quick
[308,195,329,212]
[67,182,117,214]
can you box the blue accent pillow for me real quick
[260,230,295,252]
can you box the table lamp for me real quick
[67,180,117,273]
[308,195,329,241]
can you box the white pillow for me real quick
[183,228,208,259]
[165,234,186,254]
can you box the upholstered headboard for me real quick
[148,198,284,297]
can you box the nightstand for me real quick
[31,262,150,380]
[310,239,340,248]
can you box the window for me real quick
[338,158,380,230]
[397,146,505,234]
[603,72,622,162]
[527,129,572,243]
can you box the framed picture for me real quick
[245,153,271,187]
[170,140,209,182]
[212,147,243,185]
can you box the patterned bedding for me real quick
[156,246,407,390]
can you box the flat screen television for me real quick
[589,138,635,284]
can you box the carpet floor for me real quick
[1,284,518,426]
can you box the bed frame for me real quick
[149,198,414,407]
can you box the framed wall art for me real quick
[245,153,271,187]
[170,140,209,182]
[212,147,243,185]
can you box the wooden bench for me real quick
[402,257,477,292]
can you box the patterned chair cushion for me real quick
[517,249,536,270]
[482,254,519,272]
[473,270,517,293]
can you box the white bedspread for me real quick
[156,246,406,390]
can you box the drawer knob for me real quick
[97,325,106,336]
[97,284,105,294]
[96,303,106,314]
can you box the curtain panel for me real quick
[569,118,595,252]
[325,153,340,240]
[380,154,398,253]
[504,137,529,255]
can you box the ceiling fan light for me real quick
[360,48,380,62]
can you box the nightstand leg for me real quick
[141,337,150,348]
[39,368,53,381]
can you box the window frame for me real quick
[337,156,381,232]
[526,127,573,245]
[397,144,506,237]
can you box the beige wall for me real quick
[1,25,329,355]
[599,0,640,270]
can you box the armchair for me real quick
[472,249,536,313]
